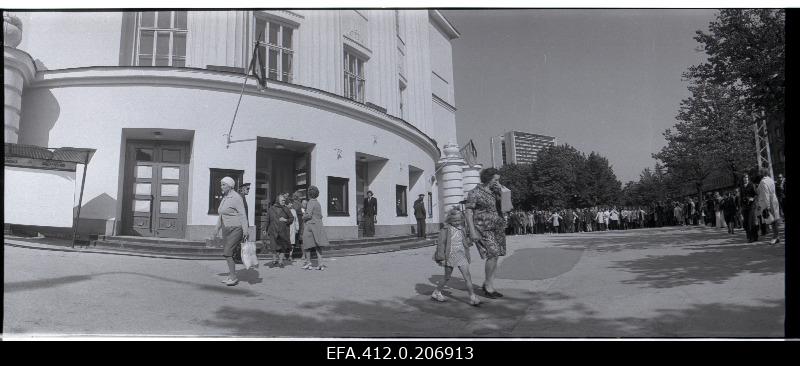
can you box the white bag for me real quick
[241,241,259,269]
[500,185,513,212]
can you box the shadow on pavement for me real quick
[197,288,784,337]
[4,271,259,296]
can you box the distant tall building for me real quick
[490,131,557,167]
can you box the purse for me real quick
[433,228,449,265]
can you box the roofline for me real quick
[428,10,461,40]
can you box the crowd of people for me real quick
[501,167,785,246]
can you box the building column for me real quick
[462,163,482,194]
[436,141,465,217]
[4,13,35,144]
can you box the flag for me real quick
[248,31,267,90]
[460,139,479,166]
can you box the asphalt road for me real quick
[3,225,785,338]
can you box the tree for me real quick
[687,9,784,120]
[498,163,534,210]
[584,152,622,207]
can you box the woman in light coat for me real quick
[756,168,782,245]
[302,186,330,270]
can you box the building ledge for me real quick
[3,46,37,84]
[30,66,442,161]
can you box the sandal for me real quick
[469,294,482,307]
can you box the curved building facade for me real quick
[4,10,465,240]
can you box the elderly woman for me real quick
[302,185,330,270]
[756,168,782,245]
[210,177,249,286]
[263,193,294,267]
[465,167,507,299]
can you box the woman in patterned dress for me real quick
[465,167,507,299]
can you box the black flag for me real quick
[248,31,267,90]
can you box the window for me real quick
[344,50,366,103]
[328,177,349,216]
[208,169,244,215]
[396,185,407,216]
[255,17,295,83]
[399,80,407,119]
[136,11,187,67]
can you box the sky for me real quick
[444,9,719,183]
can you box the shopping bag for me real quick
[500,185,514,212]
[241,241,259,269]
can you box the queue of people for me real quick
[503,206,651,235]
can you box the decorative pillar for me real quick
[462,163,482,194]
[4,13,36,144]
[436,141,465,217]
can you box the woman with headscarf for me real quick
[209,177,249,286]
[263,193,294,267]
[465,167,507,299]
[302,185,330,270]
[756,168,782,245]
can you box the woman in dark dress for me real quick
[465,167,507,299]
[263,193,294,267]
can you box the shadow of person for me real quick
[236,268,263,285]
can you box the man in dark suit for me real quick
[363,190,377,237]
[413,194,426,238]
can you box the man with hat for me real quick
[414,193,427,238]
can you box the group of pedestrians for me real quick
[210,177,330,287]
[504,206,650,235]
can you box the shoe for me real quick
[770,238,779,245]
[301,263,312,270]
[482,284,502,298]
[316,265,326,271]
[469,294,482,307]
[431,290,447,302]
[222,278,239,286]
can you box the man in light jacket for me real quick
[756,168,782,245]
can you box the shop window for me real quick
[396,185,407,216]
[328,177,349,216]
[208,168,244,215]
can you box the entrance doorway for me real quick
[122,140,189,238]
[255,138,313,241]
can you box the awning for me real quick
[5,143,96,164]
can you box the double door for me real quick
[125,141,188,238]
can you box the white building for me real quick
[4,10,478,241]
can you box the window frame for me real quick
[208,168,244,215]
[327,176,350,217]
[254,16,296,83]
[396,185,408,217]
[134,11,188,67]
[344,49,367,103]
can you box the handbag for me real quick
[433,227,449,265]
[763,210,775,225]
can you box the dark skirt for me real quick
[363,215,375,237]
[222,226,243,257]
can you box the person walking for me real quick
[431,207,481,306]
[722,192,738,234]
[414,194,427,238]
[756,168,782,245]
[714,192,725,229]
[363,190,377,237]
[742,172,759,242]
[465,168,507,299]
[302,186,330,269]
[550,210,562,234]
[210,177,249,286]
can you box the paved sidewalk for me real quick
[3,226,785,338]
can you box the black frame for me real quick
[396,185,407,217]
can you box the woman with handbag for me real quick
[756,167,782,245]
[209,177,249,286]
[465,167,507,299]
[431,207,481,306]
[263,193,294,267]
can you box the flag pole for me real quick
[226,31,264,149]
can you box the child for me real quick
[431,207,481,306]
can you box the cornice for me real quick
[428,10,461,40]
[432,94,456,113]
[3,46,37,84]
[30,66,441,161]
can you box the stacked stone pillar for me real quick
[4,13,36,144]
[436,141,466,217]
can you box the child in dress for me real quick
[431,207,481,306]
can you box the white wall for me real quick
[16,12,123,70]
